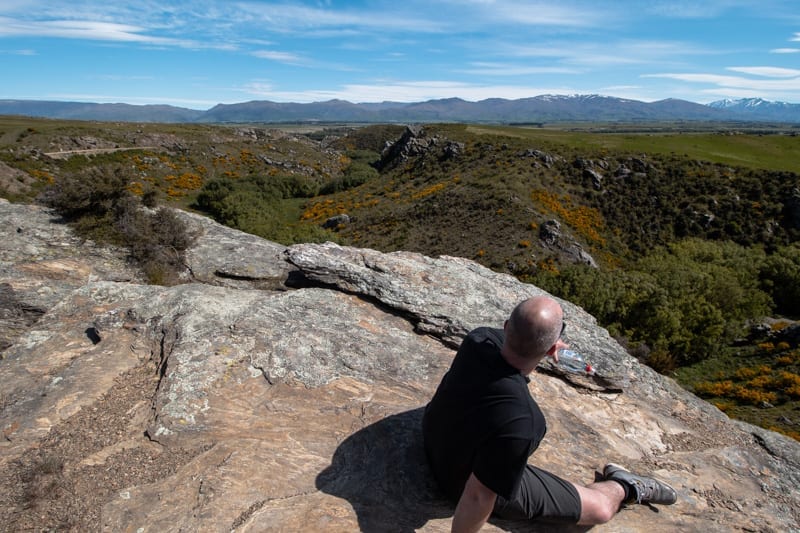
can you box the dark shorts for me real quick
[492,465,582,524]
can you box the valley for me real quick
[1,116,799,441]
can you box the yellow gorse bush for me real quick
[531,189,606,245]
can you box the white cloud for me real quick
[771,48,800,54]
[0,47,35,55]
[728,66,800,78]
[0,17,136,39]
[507,44,644,67]
[646,71,800,101]
[646,0,731,18]
[0,16,212,48]
[507,39,708,68]
[233,3,446,34]
[251,50,305,64]
[459,62,580,76]
[463,1,610,27]
[242,81,274,94]
[90,74,155,81]
[646,0,794,20]
[602,85,643,91]
[649,72,800,88]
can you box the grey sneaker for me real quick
[603,463,677,505]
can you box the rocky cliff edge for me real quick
[1,198,798,532]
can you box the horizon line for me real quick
[1,93,797,112]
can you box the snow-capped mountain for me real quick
[708,98,800,122]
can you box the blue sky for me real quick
[1,0,799,109]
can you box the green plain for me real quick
[466,124,800,174]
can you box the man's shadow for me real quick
[315,407,451,532]
[315,407,591,533]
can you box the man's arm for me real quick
[452,473,497,533]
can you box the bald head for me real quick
[504,296,563,361]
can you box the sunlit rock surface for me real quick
[1,199,798,532]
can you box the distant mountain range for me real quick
[1,95,799,124]
[707,97,800,122]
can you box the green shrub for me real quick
[40,165,194,285]
[194,178,239,225]
[760,244,800,316]
[532,238,773,365]
[141,187,160,208]
[320,150,379,195]
[116,202,195,284]
[39,164,130,221]
[194,175,336,245]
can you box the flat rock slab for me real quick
[0,201,798,532]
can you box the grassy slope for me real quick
[305,124,605,271]
[0,116,347,212]
[306,124,798,272]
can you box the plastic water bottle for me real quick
[557,349,596,376]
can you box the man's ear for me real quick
[545,343,558,357]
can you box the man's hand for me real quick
[452,473,497,533]
[550,339,569,364]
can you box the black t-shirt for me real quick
[422,327,547,501]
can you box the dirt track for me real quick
[43,146,158,160]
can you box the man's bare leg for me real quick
[573,481,626,525]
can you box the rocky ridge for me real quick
[0,198,798,532]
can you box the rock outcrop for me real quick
[1,198,799,532]
[378,125,432,170]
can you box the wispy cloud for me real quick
[0,3,252,50]
[90,74,155,81]
[251,49,306,64]
[771,48,800,54]
[235,0,612,36]
[453,0,612,28]
[0,47,35,55]
[250,50,359,73]
[646,71,800,101]
[602,85,643,91]
[0,2,452,56]
[0,17,137,39]
[504,39,707,69]
[234,3,446,34]
[645,0,735,18]
[650,72,800,86]
[728,66,800,78]
[0,16,214,49]
[459,62,580,76]
[646,0,794,20]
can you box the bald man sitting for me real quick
[423,296,676,532]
